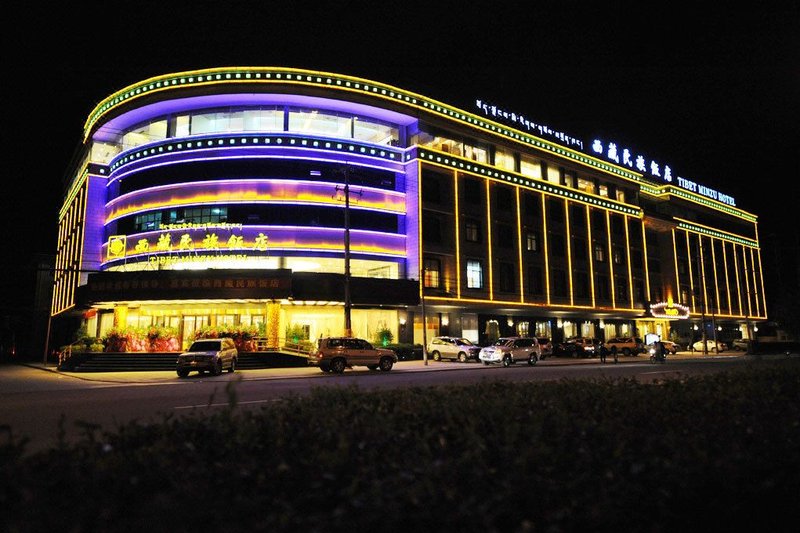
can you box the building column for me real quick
[267,301,281,349]
[113,305,128,329]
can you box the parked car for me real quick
[479,337,542,367]
[536,337,553,359]
[691,339,727,353]
[605,337,645,356]
[563,337,602,358]
[177,337,238,377]
[310,337,397,373]
[730,338,749,351]
[661,340,680,355]
[427,336,481,362]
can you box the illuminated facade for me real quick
[52,67,766,351]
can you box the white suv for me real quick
[427,336,481,362]
[479,337,542,367]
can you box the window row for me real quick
[91,106,402,163]
[424,256,647,303]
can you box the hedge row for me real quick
[2,360,799,532]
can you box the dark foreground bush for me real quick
[2,361,800,532]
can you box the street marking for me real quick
[174,398,285,410]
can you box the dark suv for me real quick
[310,337,397,373]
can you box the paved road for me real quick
[1,352,795,454]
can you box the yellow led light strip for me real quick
[641,220,651,301]
[624,215,634,310]
[674,218,759,248]
[486,180,494,299]
[564,199,574,306]
[586,205,596,308]
[454,168,461,299]
[84,67,642,185]
[710,239,721,315]
[419,149,641,217]
[516,187,524,304]
[606,211,616,309]
[640,183,756,222]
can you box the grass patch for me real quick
[2,361,799,531]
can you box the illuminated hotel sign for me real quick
[590,139,737,206]
[649,300,690,320]
[475,99,584,150]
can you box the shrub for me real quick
[374,326,394,347]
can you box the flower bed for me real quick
[192,324,259,352]
[102,326,180,352]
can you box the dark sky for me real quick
[5,1,798,314]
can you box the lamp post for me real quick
[342,164,352,337]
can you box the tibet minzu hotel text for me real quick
[50,67,766,359]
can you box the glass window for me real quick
[424,258,441,288]
[563,172,575,188]
[494,146,515,170]
[467,260,483,289]
[353,117,399,145]
[594,242,605,262]
[577,178,595,195]
[520,156,542,179]
[546,165,561,185]
[122,119,168,150]
[526,232,539,252]
[175,115,191,137]
[90,142,122,164]
[465,221,480,243]
[499,263,515,292]
[243,108,284,131]
[527,266,543,295]
[599,184,609,198]
[616,189,627,203]
[289,109,351,138]
[464,143,488,163]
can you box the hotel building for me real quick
[51,67,766,351]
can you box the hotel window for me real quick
[563,172,575,189]
[616,278,629,301]
[575,272,590,298]
[423,215,442,243]
[546,165,561,185]
[464,142,488,163]
[616,189,627,203]
[594,243,605,262]
[494,146,515,171]
[526,231,540,252]
[353,116,399,145]
[289,108,351,138]
[631,249,643,270]
[466,260,483,289]
[90,142,122,165]
[520,155,542,179]
[598,185,609,198]
[572,237,587,261]
[183,207,228,224]
[595,275,610,300]
[497,224,514,249]
[465,221,480,243]
[550,234,565,257]
[552,270,568,297]
[577,178,595,195]
[122,119,168,150]
[432,136,462,155]
[243,107,284,132]
[422,177,442,204]
[423,258,441,288]
[135,212,161,232]
[547,199,564,225]
[527,266,544,295]
[499,263,515,292]
[463,179,482,204]
[613,247,624,265]
[524,194,540,217]
[495,186,513,209]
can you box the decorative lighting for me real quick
[557,319,563,329]
[441,315,449,327]
[599,319,605,328]
[507,317,514,327]
[399,317,406,326]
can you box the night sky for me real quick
[4,2,798,332]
